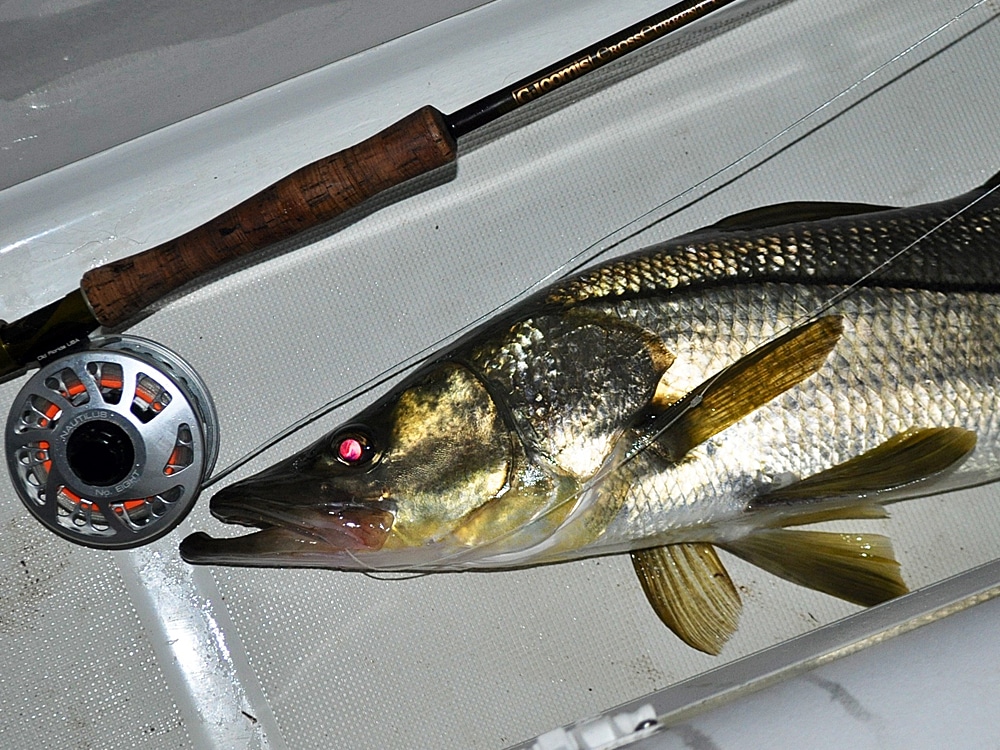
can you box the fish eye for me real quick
[332,429,377,467]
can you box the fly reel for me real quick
[5,336,219,549]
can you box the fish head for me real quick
[180,361,523,570]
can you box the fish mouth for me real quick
[179,482,394,567]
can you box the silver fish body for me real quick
[584,283,1000,548]
[453,186,1000,563]
[181,176,1000,651]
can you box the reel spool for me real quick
[5,336,219,549]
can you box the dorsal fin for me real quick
[706,201,896,233]
[981,169,1000,193]
[651,316,843,461]
[631,543,741,655]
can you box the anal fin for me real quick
[631,543,741,655]
[721,530,907,607]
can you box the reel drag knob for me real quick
[4,336,219,549]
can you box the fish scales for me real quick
[182,176,1000,650]
[450,188,1000,555]
[461,216,1000,552]
[593,284,1000,551]
[545,194,1000,306]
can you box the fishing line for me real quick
[559,0,994,276]
[205,0,992,494]
[347,548,429,580]
[360,571,431,580]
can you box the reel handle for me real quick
[80,106,456,328]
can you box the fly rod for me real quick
[0,0,739,382]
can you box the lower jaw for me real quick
[179,526,340,565]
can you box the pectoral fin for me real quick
[631,543,741,655]
[653,316,843,461]
[721,530,906,607]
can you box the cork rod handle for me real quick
[81,106,457,328]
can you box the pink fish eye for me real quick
[338,437,364,463]
[334,431,374,466]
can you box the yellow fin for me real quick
[655,316,843,461]
[631,543,741,655]
[721,530,907,607]
[758,427,977,505]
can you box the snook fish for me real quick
[181,173,1000,653]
